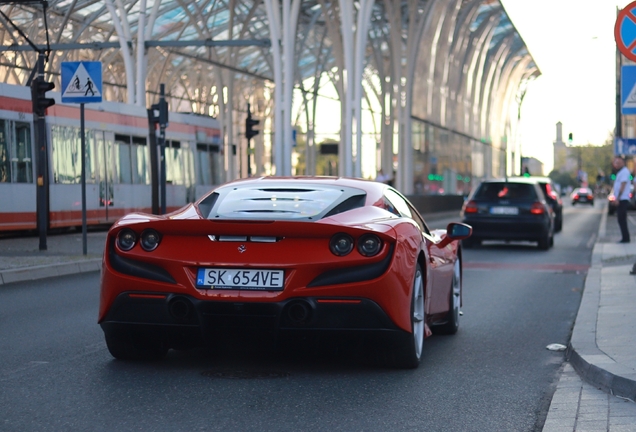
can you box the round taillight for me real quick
[358,234,382,257]
[330,233,354,256]
[140,229,161,251]
[117,229,137,251]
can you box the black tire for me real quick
[389,264,425,369]
[105,334,168,361]
[538,231,550,250]
[433,257,461,335]
[555,216,562,232]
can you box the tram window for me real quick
[0,120,9,182]
[131,144,148,184]
[52,125,97,184]
[166,146,184,185]
[115,135,132,184]
[12,122,32,183]
[132,136,147,146]
[195,143,221,186]
[0,120,33,184]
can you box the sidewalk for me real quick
[543,203,636,431]
[0,230,105,285]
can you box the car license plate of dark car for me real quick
[196,268,284,290]
[490,206,518,215]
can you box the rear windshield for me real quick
[473,182,538,200]
[200,183,367,221]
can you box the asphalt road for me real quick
[0,202,601,432]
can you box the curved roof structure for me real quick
[0,0,539,192]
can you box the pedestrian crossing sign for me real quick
[61,61,102,104]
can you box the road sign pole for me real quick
[80,102,87,255]
[617,27,623,139]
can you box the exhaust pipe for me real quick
[169,297,192,321]
[286,300,312,325]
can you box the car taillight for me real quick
[140,229,161,251]
[530,202,545,215]
[330,233,354,256]
[463,200,478,214]
[117,228,137,251]
[573,194,579,200]
[587,194,594,200]
[357,234,382,257]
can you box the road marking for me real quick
[464,262,589,272]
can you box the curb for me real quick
[0,258,101,286]
[567,204,636,401]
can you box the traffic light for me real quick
[151,98,169,128]
[31,77,55,116]
[568,132,573,143]
[245,112,260,140]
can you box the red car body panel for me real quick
[99,177,467,341]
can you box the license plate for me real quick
[196,268,284,290]
[579,197,587,201]
[490,206,519,215]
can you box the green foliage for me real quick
[549,170,577,188]
[551,142,614,187]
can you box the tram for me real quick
[0,82,222,232]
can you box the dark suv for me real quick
[461,178,555,250]
[510,176,563,232]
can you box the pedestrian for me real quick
[612,156,631,243]
[375,169,390,184]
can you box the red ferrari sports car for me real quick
[99,177,471,368]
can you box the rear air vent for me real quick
[258,188,314,193]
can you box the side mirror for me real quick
[448,222,472,239]
[438,222,472,248]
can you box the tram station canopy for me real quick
[0,0,539,192]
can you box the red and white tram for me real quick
[0,82,222,232]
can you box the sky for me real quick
[501,0,631,173]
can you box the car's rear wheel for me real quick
[389,264,425,369]
[433,257,461,335]
[105,334,168,361]
[538,231,551,250]
[555,216,562,232]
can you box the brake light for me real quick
[530,202,545,215]
[587,194,594,200]
[463,200,478,214]
[573,194,579,200]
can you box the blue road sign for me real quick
[61,61,102,104]
[621,65,636,115]
[615,137,636,156]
